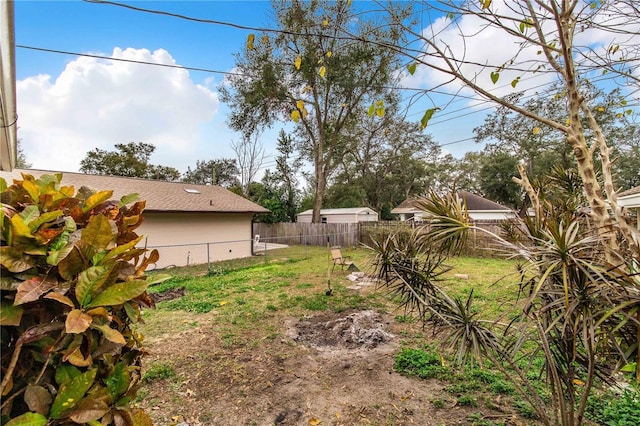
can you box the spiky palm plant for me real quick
[367,184,640,426]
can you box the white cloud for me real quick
[17,47,220,173]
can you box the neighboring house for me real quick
[392,191,516,221]
[297,207,379,224]
[0,169,270,268]
[618,185,640,230]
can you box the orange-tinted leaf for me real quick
[15,276,57,305]
[68,398,110,423]
[44,292,75,308]
[66,309,93,333]
[247,33,255,50]
[66,347,93,367]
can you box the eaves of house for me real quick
[0,168,270,214]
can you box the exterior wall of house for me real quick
[138,212,254,268]
[297,210,378,223]
[468,211,515,220]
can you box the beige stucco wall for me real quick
[137,212,254,269]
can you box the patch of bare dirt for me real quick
[137,309,526,426]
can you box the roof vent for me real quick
[184,188,200,194]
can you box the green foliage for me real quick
[80,141,181,182]
[394,348,451,380]
[587,387,640,426]
[142,363,176,382]
[0,173,168,425]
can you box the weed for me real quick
[431,398,446,409]
[586,387,640,426]
[143,363,176,382]
[266,303,278,311]
[514,400,537,419]
[457,395,478,407]
[394,348,451,380]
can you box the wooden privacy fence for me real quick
[254,220,518,255]
[253,222,360,247]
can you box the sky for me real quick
[13,0,636,177]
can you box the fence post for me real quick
[206,243,211,274]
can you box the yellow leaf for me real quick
[290,110,301,123]
[596,106,605,112]
[566,118,572,125]
[573,378,585,386]
[247,34,255,50]
[309,418,321,425]
[295,55,302,70]
[323,19,329,26]
[219,301,227,306]
[319,66,326,78]
[533,127,540,135]
[261,35,269,44]
[296,100,305,111]
[481,0,492,9]
[326,51,332,58]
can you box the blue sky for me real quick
[15,1,631,178]
[14,0,489,176]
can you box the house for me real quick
[297,207,378,224]
[0,169,270,268]
[392,191,515,221]
[618,186,640,230]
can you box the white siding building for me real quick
[297,207,378,224]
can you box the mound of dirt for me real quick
[288,309,394,351]
[150,286,186,302]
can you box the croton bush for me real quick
[0,173,168,425]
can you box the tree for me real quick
[325,111,442,211]
[474,84,639,187]
[377,0,639,260]
[182,159,240,188]
[16,139,31,169]
[221,0,409,222]
[478,151,522,209]
[231,133,266,196]
[272,130,302,222]
[79,142,181,181]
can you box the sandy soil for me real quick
[137,307,528,426]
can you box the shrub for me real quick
[0,173,168,425]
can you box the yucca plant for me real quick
[367,182,640,426]
[0,173,169,425]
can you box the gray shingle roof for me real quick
[0,168,270,214]
[619,186,640,197]
[392,191,510,213]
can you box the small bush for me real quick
[143,363,176,382]
[0,173,169,425]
